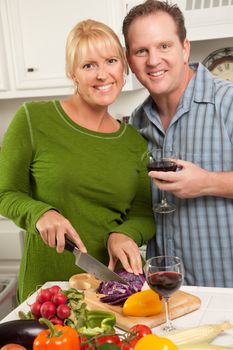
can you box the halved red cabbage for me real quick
[117,268,145,290]
[97,268,145,305]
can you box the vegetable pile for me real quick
[97,269,145,305]
[19,285,116,337]
[80,324,154,350]
[80,321,233,350]
[20,285,71,325]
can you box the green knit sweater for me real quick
[0,100,155,302]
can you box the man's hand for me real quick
[149,159,210,198]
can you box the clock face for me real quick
[210,57,233,82]
[203,48,233,83]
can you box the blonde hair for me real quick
[66,19,127,80]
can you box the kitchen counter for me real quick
[1,282,233,347]
[164,286,233,346]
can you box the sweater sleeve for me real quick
[109,137,156,247]
[0,104,58,233]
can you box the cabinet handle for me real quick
[27,67,35,72]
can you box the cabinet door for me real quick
[0,1,9,92]
[0,27,8,92]
[175,0,233,41]
[118,0,143,91]
[0,217,22,260]
[5,0,116,94]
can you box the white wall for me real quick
[0,37,232,144]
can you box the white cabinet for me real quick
[0,0,142,99]
[2,0,231,99]
[176,0,233,41]
[0,1,10,92]
[0,216,22,275]
[0,28,8,93]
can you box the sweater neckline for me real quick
[53,100,126,139]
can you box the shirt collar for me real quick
[190,62,215,104]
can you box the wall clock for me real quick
[202,47,233,82]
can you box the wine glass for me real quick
[147,147,177,214]
[144,255,184,332]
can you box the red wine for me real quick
[147,271,182,298]
[147,160,177,172]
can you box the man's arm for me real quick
[149,159,233,199]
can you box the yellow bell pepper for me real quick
[134,334,178,350]
[122,289,163,317]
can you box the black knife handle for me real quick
[64,237,76,253]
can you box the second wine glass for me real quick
[144,255,184,332]
[147,147,177,214]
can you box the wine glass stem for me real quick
[164,297,173,330]
[161,191,168,206]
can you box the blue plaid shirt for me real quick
[131,63,233,287]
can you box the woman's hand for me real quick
[107,233,142,275]
[36,209,87,253]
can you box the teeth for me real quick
[95,83,112,91]
[149,71,164,77]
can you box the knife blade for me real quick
[64,237,129,285]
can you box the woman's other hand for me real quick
[36,209,87,253]
[107,233,143,275]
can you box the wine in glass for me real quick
[144,255,184,332]
[147,147,177,214]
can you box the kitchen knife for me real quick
[64,237,129,285]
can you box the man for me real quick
[123,0,233,287]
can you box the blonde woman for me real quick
[0,19,155,302]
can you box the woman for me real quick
[0,19,155,302]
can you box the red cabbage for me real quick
[97,268,145,305]
[117,268,145,291]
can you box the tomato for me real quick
[80,335,91,350]
[129,324,152,339]
[95,335,121,346]
[121,337,139,350]
[120,324,152,350]
[134,334,178,350]
[80,334,122,349]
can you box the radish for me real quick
[52,292,67,306]
[50,316,64,325]
[49,285,61,296]
[40,301,56,319]
[36,288,53,303]
[30,301,42,318]
[56,304,71,320]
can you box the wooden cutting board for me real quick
[84,290,201,331]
